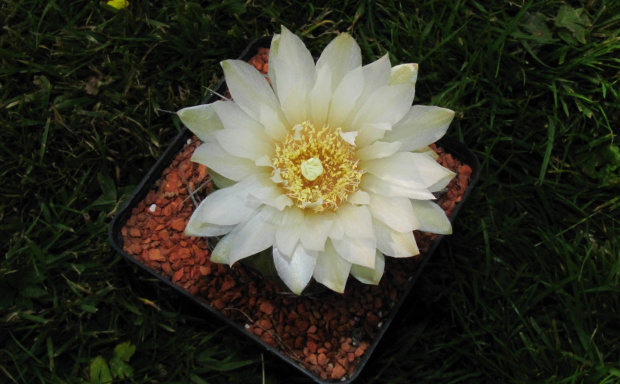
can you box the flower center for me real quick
[272,121,364,212]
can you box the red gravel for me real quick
[120,47,473,382]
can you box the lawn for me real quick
[1,0,619,383]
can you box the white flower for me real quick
[178,26,456,295]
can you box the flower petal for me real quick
[250,188,293,211]
[275,207,305,256]
[355,140,402,160]
[351,83,415,135]
[269,56,310,125]
[188,172,287,228]
[329,213,345,239]
[210,232,235,264]
[358,55,391,104]
[308,64,332,128]
[177,103,224,142]
[213,124,274,161]
[350,85,416,147]
[185,215,235,237]
[191,141,259,181]
[208,169,236,189]
[327,66,363,129]
[254,154,272,167]
[362,151,455,190]
[360,173,436,200]
[227,205,282,265]
[350,251,385,284]
[346,190,370,205]
[315,33,361,91]
[186,179,260,226]
[210,101,275,160]
[268,32,281,92]
[273,245,318,295]
[339,130,358,146]
[221,59,280,120]
[221,60,289,141]
[354,125,387,148]
[415,145,439,159]
[336,204,374,238]
[368,193,420,232]
[373,219,420,257]
[259,103,288,141]
[269,26,315,124]
[331,235,376,268]
[211,100,262,131]
[244,173,293,210]
[389,63,418,86]
[383,105,455,151]
[411,200,452,234]
[299,213,332,251]
[313,240,351,293]
[427,172,455,192]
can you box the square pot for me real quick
[108,37,480,383]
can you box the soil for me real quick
[119,48,473,382]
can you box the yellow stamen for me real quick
[272,121,364,212]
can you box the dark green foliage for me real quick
[1,0,619,383]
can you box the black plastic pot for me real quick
[108,37,480,383]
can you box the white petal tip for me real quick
[210,253,229,264]
[389,63,418,86]
[339,130,358,146]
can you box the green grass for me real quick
[1,0,619,383]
